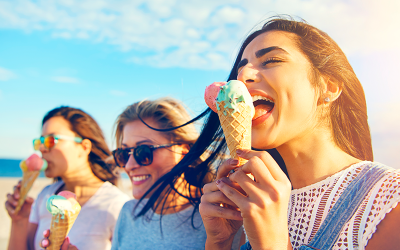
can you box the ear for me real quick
[320,77,342,104]
[80,139,92,157]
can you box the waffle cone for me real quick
[217,101,252,166]
[14,171,40,214]
[47,208,81,250]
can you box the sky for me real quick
[0,0,399,167]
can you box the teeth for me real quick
[252,95,274,103]
[132,175,150,182]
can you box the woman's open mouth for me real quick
[252,95,275,125]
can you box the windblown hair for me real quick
[172,16,374,205]
[229,16,372,160]
[114,97,211,226]
[42,106,118,185]
[115,97,199,149]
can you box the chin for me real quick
[251,138,271,150]
[132,193,144,199]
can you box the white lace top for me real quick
[288,161,400,250]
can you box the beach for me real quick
[0,177,132,250]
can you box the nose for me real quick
[39,144,49,154]
[237,63,260,85]
[124,154,141,172]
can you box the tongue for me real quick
[254,104,273,119]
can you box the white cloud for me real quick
[51,76,80,84]
[0,67,16,81]
[0,0,398,70]
[110,90,127,96]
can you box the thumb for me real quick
[25,197,34,204]
[61,236,70,250]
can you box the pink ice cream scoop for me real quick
[204,82,226,113]
[58,191,79,206]
[20,153,48,171]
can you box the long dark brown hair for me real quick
[42,106,118,185]
[229,17,372,161]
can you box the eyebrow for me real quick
[255,46,287,58]
[237,46,287,72]
[122,139,154,148]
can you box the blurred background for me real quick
[1,0,399,166]
[1,0,399,248]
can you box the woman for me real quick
[110,97,243,249]
[5,106,130,250]
[171,17,400,249]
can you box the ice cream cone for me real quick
[217,101,252,166]
[47,208,81,250]
[14,170,40,214]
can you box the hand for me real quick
[199,159,244,250]
[41,229,79,250]
[4,180,34,221]
[218,149,292,250]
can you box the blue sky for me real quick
[0,0,399,167]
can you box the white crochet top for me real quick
[288,161,400,250]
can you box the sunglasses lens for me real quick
[134,145,153,166]
[44,136,56,149]
[33,139,41,150]
[114,149,131,167]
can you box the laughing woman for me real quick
[110,97,242,250]
[170,17,400,250]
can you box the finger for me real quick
[40,238,50,248]
[216,178,247,207]
[13,185,21,200]
[216,159,239,179]
[218,176,246,196]
[43,229,50,238]
[61,237,70,250]
[199,200,242,221]
[203,182,219,194]
[6,194,18,207]
[238,149,288,183]
[5,201,16,215]
[229,167,260,196]
[201,190,238,208]
[25,197,34,204]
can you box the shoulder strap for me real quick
[301,163,389,250]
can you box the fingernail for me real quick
[42,239,49,248]
[216,179,221,185]
[43,229,50,237]
[230,159,239,165]
[236,149,243,155]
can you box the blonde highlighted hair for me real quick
[114,97,199,148]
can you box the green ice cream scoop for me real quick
[46,195,72,216]
[216,80,255,117]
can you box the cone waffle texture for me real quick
[48,208,81,250]
[15,171,40,214]
[217,101,252,166]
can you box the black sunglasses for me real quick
[112,143,179,167]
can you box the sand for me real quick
[0,177,132,250]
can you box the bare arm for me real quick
[5,181,38,250]
[8,220,38,250]
[365,203,400,250]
